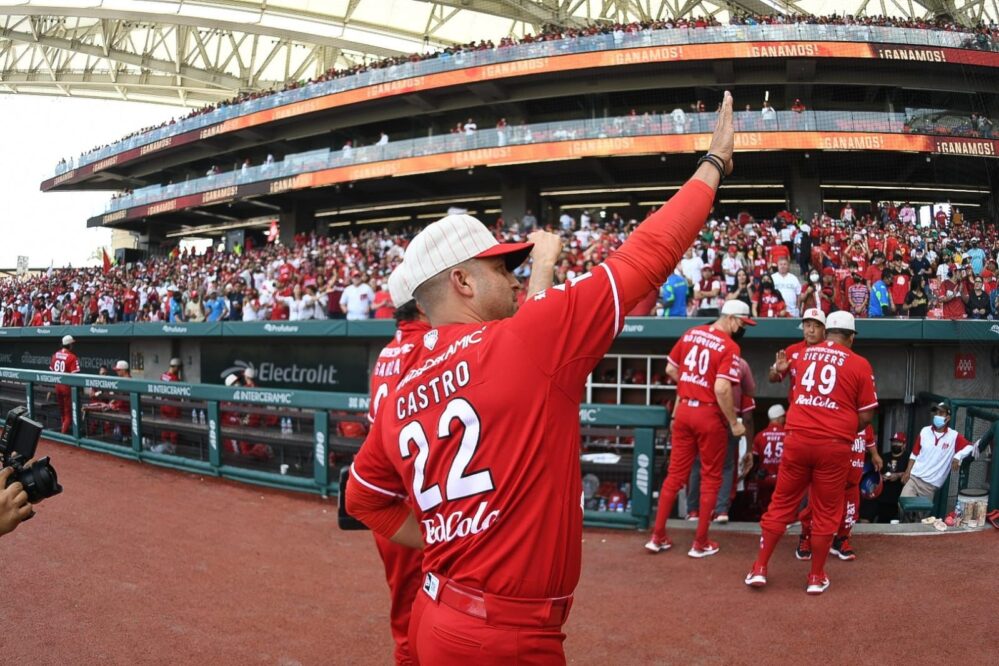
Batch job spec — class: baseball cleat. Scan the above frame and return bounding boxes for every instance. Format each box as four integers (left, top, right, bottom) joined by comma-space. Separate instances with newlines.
806, 574, 830, 595
745, 564, 768, 588
688, 540, 720, 558
686, 510, 699, 521
795, 534, 812, 561
644, 536, 672, 553
830, 536, 856, 561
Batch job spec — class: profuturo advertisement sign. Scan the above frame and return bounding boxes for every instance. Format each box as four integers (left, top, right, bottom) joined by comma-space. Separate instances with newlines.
201, 341, 368, 392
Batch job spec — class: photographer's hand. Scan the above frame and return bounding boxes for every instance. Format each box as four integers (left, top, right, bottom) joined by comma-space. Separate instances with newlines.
0, 467, 33, 536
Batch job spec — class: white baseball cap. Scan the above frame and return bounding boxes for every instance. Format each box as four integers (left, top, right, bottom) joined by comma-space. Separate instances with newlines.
826, 311, 856, 333
224, 373, 240, 387
62, 335, 75, 346
767, 404, 786, 420
243, 367, 255, 379
169, 357, 182, 367
388, 265, 413, 307
114, 360, 129, 371
391, 214, 533, 303
800, 308, 826, 326
720, 299, 757, 325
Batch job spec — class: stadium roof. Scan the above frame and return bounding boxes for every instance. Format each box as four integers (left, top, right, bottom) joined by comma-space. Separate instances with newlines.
0, 0, 993, 106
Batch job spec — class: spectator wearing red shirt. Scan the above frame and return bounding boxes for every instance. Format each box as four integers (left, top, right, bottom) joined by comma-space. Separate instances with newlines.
753, 277, 787, 318
938, 268, 966, 319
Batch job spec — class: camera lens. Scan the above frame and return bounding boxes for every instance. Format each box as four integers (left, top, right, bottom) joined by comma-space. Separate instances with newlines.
16, 457, 62, 503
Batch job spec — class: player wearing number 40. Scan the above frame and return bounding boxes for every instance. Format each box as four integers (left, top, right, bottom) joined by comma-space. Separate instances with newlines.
645, 299, 755, 559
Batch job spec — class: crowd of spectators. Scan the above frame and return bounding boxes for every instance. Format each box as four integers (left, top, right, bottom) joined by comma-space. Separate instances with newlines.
52, 12, 999, 173
3, 201, 998, 328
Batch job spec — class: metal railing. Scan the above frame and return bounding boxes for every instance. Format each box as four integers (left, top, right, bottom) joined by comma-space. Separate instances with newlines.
0, 367, 666, 529
102, 108, 947, 214
55, 23, 994, 176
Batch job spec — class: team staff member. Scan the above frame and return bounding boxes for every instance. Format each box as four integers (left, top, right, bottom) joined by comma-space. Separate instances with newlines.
346, 93, 736, 664
752, 404, 787, 513
768, 308, 825, 393
647, 300, 753, 557
50, 335, 80, 433
900, 403, 975, 500
797, 424, 882, 561
746, 312, 878, 595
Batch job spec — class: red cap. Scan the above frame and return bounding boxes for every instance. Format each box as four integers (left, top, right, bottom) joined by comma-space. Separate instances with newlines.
891, 431, 907, 443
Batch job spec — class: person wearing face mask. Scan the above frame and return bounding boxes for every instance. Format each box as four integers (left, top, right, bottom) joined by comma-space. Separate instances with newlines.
900, 403, 975, 501
861, 432, 909, 523
646, 299, 754, 558
753, 276, 787, 318
798, 269, 827, 313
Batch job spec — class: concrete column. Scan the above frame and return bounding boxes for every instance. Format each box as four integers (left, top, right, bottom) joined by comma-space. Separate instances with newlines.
279, 203, 319, 245
500, 178, 540, 229
784, 154, 823, 218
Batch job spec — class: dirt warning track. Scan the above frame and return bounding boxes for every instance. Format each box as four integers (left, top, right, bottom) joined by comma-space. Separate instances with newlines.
4, 442, 996, 665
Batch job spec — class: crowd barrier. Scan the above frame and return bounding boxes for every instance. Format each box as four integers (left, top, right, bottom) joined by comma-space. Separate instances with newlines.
0, 368, 667, 529
54, 23, 995, 176
916, 392, 999, 515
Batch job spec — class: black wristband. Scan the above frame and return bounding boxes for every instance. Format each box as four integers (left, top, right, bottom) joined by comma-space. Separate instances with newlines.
697, 153, 726, 183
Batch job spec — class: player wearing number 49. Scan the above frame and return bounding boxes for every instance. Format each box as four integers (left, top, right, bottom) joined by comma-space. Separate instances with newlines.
745, 311, 878, 595
645, 299, 754, 558
346, 92, 738, 665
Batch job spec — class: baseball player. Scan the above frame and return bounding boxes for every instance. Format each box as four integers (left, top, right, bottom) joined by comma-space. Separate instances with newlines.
50, 335, 80, 433
346, 93, 735, 664
752, 404, 787, 513
158, 358, 183, 453
646, 299, 753, 557
746, 311, 878, 595
768, 307, 826, 393
796, 424, 882, 561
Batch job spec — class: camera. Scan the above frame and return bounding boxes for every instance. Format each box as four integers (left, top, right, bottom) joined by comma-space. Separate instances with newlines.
1, 406, 63, 503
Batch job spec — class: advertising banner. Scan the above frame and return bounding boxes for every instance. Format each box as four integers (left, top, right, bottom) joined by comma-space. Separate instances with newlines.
201, 341, 369, 392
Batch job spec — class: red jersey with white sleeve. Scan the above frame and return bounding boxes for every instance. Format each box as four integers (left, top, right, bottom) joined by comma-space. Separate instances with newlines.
785, 340, 878, 445
666, 325, 741, 404
850, 425, 876, 481
350, 178, 718, 600
367, 320, 431, 423
50, 349, 80, 375
753, 423, 786, 478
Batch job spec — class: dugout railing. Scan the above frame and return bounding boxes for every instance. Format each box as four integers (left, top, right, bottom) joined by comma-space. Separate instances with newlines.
915, 392, 999, 516
0, 367, 667, 530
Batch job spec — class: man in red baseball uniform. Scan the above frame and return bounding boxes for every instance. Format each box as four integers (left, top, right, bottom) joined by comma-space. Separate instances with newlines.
746, 311, 878, 594
50, 335, 80, 433
796, 424, 882, 561
752, 404, 787, 513
646, 299, 753, 557
157, 358, 183, 453
767, 307, 825, 394
346, 93, 735, 664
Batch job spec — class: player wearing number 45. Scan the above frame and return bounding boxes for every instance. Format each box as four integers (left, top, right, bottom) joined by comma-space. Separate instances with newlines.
347, 92, 738, 665
645, 299, 755, 558
745, 311, 879, 595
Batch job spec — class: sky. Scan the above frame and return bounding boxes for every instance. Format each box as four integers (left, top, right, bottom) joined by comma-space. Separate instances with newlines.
1, 94, 179, 269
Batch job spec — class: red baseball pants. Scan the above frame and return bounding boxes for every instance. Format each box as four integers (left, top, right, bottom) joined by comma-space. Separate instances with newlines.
374, 533, 422, 666
408, 584, 567, 665
652, 403, 728, 545
756, 436, 850, 575
799, 466, 862, 539
55, 386, 72, 434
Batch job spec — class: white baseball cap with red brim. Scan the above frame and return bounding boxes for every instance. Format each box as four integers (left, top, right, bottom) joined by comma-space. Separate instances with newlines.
391, 214, 533, 305
720, 299, 757, 325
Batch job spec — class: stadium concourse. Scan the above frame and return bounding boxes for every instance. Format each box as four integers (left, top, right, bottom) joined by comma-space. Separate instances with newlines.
2, 202, 998, 327
52, 11, 999, 174
4, 442, 996, 664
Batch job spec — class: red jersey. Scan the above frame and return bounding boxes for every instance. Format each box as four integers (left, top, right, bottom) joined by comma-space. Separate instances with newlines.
352, 264, 625, 598
890, 272, 911, 305
666, 324, 741, 404
851, 425, 876, 471
367, 320, 431, 423
776, 339, 810, 388
786, 341, 878, 444
50, 349, 80, 375
753, 423, 786, 478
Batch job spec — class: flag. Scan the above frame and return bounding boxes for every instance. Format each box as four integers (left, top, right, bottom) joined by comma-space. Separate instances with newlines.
102, 248, 112, 274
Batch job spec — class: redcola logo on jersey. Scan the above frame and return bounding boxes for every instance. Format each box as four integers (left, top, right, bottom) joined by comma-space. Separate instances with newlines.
794, 394, 840, 409
422, 500, 500, 545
